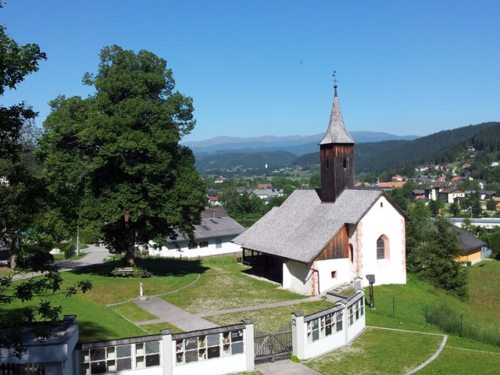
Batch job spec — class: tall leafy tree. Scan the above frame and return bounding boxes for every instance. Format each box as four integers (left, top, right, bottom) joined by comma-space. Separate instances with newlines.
0, 4, 92, 354
38, 45, 205, 266
406, 202, 468, 298
0, 14, 47, 268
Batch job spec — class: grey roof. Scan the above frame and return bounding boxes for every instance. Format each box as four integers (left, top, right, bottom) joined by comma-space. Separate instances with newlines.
452, 227, 485, 252
169, 216, 245, 242
234, 189, 385, 263
320, 88, 354, 145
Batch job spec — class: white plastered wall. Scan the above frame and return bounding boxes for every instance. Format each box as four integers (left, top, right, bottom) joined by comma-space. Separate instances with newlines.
315, 258, 357, 294
355, 196, 406, 286
148, 238, 242, 259
282, 260, 314, 295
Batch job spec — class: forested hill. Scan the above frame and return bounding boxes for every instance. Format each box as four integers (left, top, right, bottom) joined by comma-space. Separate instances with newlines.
294, 122, 500, 173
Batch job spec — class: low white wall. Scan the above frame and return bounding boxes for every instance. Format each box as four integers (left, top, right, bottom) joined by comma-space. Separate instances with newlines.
78, 322, 254, 375
173, 354, 246, 375
282, 260, 313, 295
292, 292, 366, 360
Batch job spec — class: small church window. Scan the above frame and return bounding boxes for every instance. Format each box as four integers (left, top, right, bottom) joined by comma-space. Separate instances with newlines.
380, 202, 384, 208
331, 271, 336, 278
377, 236, 388, 259
343, 158, 348, 169
326, 160, 329, 169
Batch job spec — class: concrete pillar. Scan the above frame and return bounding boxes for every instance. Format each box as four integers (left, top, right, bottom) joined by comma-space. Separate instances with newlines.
243, 320, 255, 371
341, 302, 348, 345
161, 329, 173, 375
291, 312, 305, 360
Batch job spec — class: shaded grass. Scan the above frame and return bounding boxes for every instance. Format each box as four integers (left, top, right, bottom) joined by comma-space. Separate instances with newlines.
61, 257, 202, 305
141, 322, 183, 334
417, 346, 500, 375
111, 302, 157, 322
206, 300, 334, 333
306, 328, 442, 375
162, 256, 303, 313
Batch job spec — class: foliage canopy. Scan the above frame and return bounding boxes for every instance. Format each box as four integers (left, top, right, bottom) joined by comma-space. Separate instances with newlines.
38, 45, 205, 266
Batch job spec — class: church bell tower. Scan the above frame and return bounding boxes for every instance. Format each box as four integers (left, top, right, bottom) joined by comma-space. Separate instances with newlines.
320, 73, 355, 203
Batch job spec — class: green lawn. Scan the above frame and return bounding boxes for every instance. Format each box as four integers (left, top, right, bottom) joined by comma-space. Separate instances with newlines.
366, 262, 500, 339
162, 256, 303, 313
61, 257, 203, 305
306, 328, 442, 375
417, 346, 500, 375
111, 302, 157, 322
206, 300, 334, 333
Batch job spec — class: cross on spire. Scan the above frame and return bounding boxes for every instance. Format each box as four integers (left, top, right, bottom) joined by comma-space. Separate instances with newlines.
333, 70, 338, 97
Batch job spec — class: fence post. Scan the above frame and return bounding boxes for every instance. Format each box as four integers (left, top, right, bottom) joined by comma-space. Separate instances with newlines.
291, 312, 305, 360
161, 329, 173, 375
243, 320, 255, 371
460, 313, 463, 337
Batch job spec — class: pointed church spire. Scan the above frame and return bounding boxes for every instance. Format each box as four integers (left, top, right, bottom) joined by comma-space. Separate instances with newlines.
320, 72, 354, 145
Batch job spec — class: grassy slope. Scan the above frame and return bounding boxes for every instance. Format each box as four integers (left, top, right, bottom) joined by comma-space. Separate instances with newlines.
162, 256, 302, 313
366, 262, 500, 333
307, 328, 442, 375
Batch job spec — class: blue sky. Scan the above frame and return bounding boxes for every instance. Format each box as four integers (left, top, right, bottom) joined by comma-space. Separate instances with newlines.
2, 0, 499, 141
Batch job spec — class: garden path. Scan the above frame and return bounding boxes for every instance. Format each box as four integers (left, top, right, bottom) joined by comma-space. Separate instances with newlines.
134, 296, 218, 331
11, 244, 109, 281
257, 359, 322, 375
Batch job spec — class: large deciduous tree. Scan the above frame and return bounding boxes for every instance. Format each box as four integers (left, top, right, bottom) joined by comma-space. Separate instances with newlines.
38, 45, 206, 266
406, 202, 468, 299
0, 18, 47, 269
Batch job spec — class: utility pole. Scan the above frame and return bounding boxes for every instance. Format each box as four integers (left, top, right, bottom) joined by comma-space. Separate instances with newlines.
76, 225, 80, 256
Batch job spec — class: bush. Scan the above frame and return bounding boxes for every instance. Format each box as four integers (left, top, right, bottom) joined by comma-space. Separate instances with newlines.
425, 302, 499, 346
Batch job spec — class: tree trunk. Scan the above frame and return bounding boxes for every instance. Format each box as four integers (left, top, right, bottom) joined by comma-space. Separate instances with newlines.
125, 243, 135, 267
9, 237, 19, 270
9, 253, 18, 270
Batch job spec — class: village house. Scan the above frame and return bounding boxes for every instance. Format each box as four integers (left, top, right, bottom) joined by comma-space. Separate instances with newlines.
439, 188, 465, 204
234, 82, 406, 295
148, 208, 244, 258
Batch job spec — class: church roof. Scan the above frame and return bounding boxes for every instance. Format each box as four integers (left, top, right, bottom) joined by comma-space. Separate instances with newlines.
234, 188, 385, 264
320, 85, 354, 145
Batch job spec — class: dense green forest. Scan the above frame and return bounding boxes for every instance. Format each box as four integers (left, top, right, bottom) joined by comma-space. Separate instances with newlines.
294, 122, 500, 174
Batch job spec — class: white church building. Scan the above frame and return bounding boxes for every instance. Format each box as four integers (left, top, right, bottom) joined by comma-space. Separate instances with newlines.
234, 80, 406, 295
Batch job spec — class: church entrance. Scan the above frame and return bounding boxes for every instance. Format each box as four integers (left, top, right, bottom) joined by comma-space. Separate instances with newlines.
242, 249, 284, 284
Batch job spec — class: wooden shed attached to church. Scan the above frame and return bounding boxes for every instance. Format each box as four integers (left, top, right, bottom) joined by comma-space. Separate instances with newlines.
234, 79, 407, 295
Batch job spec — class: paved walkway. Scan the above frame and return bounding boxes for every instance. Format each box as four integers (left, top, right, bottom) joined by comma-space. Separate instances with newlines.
256, 359, 321, 375
196, 296, 322, 317
12, 244, 110, 281
134, 296, 217, 331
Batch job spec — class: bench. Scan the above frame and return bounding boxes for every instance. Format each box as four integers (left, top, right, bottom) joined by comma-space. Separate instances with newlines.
111, 267, 134, 277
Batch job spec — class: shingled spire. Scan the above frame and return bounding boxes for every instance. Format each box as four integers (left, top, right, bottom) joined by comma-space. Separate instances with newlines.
320, 73, 354, 145
320, 73, 355, 203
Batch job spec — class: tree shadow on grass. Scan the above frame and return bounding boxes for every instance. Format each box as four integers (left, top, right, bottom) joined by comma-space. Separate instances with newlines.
77, 320, 129, 343
70, 256, 209, 278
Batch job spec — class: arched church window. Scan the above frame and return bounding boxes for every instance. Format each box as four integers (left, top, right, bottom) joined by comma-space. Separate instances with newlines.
376, 235, 389, 260
349, 244, 353, 263
343, 158, 348, 169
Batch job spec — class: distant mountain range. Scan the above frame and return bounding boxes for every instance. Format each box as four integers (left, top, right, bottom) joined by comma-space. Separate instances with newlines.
185, 131, 417, 156
193, 122, 500, 175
